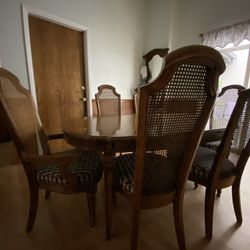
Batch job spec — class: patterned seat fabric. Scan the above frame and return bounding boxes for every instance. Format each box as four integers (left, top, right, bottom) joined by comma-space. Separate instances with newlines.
189, 147, 236, 184
114, 153, 178, 195
37, 151, 103, 185
204, 140, 221, 151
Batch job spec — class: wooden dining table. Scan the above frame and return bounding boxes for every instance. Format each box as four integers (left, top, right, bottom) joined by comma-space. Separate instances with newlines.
63, 114, 137, 239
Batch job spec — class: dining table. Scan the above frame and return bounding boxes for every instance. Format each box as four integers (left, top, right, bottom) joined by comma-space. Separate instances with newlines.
63, 114, 137, 239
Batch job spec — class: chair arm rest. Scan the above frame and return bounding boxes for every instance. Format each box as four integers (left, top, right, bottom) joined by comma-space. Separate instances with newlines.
21, 151, 75, 165
21, 151, 78, 187
200, 128, 226, 146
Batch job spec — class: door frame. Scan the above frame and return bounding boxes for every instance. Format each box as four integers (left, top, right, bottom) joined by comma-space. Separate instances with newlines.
21, 5, 92, 115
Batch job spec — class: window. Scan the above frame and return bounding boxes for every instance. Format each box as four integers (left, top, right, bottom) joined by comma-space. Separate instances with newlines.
201, 20, 250, 89
217, 39, 250, 88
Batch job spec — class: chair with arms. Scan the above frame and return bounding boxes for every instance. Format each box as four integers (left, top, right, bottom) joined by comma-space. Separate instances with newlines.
0, 68, 103, 231
135, 48, 169, 113
204, 84, 245, 150
95, 84, 121, 116
189, 88, 250, 239
113, 45, 225, 250
133, 89, 139, 114
141, 48, 169, 84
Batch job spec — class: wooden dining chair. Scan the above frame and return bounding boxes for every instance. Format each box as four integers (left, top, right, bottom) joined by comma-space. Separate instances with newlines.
112, 45, 225, 250
204, 84, 245, 150
96, 115, 121, 135
133, 88, 139, 114
189, 88, 250, 239
137, 48, 169, 113
95, 84, 121, 116
0, 68, 103, 231
141, 48, 169, 84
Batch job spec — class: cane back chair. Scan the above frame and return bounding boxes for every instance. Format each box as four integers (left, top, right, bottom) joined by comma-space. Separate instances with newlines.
113, 45, 225, 250
0, 68, 103, 231
204, 84, 245, 150
189, 88, 250, 239
141, 48, 169, 84
95, 84, 121, 116
137, 48, 169, 113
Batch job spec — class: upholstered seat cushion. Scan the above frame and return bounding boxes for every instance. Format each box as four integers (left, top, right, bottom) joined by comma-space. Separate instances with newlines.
204, 140, 221, 151
37, 151, 103, 185
189, 147, 236, 184
114, 153, 178, 195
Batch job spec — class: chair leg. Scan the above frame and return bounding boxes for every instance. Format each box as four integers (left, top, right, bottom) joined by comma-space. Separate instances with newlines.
86, 192, 96, 228
130, 204, 141, 250
103, 152, 115, 240
173, 197, 186, 250
26, 185, 39, 232
216, 189, 221, 197
45, 190, 51, 200
205, 188, 216, 239
232, 183, 243, 224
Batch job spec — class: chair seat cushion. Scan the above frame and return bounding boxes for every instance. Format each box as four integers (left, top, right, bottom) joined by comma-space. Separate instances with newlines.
114, 153, 178, 195
37, 151, 103, 185
204, 140, 221, 151
189, 147, 236, 184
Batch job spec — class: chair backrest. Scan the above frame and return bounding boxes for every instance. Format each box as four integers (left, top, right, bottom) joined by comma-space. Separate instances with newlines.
209, 84, 245, 129
141, 48, 169, 84
96, 115, 121, 135
134, 45, 225, 196
95, 84, 121, 116
211, 88, 250, 179
0, 68, 50, 156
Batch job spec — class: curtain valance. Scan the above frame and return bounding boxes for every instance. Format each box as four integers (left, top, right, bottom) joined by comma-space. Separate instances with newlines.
202, 20, 250, 48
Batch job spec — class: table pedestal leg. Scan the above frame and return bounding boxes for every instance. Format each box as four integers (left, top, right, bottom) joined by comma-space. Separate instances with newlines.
103, 151, 115, 240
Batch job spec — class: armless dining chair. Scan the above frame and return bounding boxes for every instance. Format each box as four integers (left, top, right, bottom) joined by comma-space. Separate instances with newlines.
112, 45, 225, 250
189, 88, 250, 239
95, 84, 121, 116
0, 68, 103, 231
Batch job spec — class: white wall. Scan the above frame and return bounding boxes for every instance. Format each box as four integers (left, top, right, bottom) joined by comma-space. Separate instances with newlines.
174, 0, 250, 48
143, 0, 181, 52
144, 0, 172, 53
0, 0, 28, 88
0, 0, 146, 99
2, 0, 248, 101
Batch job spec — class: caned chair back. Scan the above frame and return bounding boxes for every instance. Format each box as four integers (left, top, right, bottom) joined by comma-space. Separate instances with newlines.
0, 68, 50, 156
211, 88, 250, 178
95, 84, 121, 116
135, 45, 225, 195
0, 68, 104, 233
209, 85, 245, 129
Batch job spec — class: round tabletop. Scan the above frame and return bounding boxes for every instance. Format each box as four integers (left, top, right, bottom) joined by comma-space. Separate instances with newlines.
63, 114, 137, 152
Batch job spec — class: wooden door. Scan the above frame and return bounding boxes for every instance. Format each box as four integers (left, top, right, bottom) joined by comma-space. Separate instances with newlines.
29, 16, 87, 151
